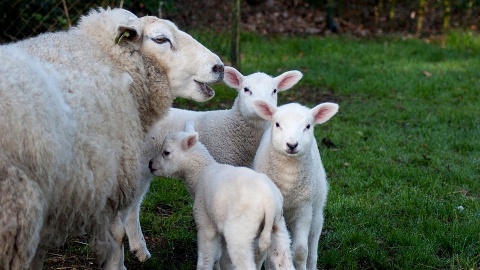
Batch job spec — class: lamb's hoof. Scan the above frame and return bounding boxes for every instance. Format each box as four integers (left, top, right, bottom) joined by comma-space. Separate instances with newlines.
132, 248, 151, 262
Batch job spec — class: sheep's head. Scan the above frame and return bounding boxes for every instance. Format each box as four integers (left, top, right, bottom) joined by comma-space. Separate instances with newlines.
252, 99, 338, 156
223, 66, 302, 120
149, 131, 199, 178
117, 16, 224, 102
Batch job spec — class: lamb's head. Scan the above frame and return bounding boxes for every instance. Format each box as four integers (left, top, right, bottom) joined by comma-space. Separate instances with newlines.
223, 66, 302, 120
252, 99, 338, 156
116, 15, 224, 102
148, 130, 199, 178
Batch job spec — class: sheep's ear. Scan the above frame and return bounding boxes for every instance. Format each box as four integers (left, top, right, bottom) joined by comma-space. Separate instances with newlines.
115, 24, 141, 45
182, 132, 198, 151
311, 103, 339, 125
223, 66, 244, 89
274, 70, 303, 91
251, 98, 276, 121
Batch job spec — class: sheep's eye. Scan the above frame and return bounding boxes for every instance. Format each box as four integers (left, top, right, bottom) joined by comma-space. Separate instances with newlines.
273, 89, 277, 94
275, 122, 280, 128
305, 124, 311, 130
152, 37, 170, 44
163, 150, 170, 157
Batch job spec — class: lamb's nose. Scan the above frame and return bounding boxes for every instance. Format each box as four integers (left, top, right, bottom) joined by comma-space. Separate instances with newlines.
287, 142, 298, 151
212, 64, 224, 74
148, 160, 154, 172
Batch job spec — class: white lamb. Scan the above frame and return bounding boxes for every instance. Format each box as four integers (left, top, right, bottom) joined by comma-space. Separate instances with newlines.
148, 123, 294, 270
0, 8, 224, 270
123, 66, 303, 261
251, 99, 339, 270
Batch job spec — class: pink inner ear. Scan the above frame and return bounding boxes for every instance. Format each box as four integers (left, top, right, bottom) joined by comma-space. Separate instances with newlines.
187, 135, 197, 149
224, 71, 241, 88
314, 107, 332, 123
256, 102, 274, 119
278, 75, 296, 89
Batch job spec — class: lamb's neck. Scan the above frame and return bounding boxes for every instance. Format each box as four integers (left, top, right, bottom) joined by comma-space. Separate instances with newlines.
232, 98, 269, 130
182, 147, 216, 197
265, 144, 313, 187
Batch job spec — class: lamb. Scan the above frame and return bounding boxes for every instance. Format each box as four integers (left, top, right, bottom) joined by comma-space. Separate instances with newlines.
148, 123, 294, 270
251, 99, 339, 270
0, 8, 224, 270
123, 66, 303, 261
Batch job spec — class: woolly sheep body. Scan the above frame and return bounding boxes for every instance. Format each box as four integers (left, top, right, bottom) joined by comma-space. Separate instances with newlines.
149, 128, 294, 270
123, 66, 303, 261
0, 8, 223, 269
252, 101, 339, 270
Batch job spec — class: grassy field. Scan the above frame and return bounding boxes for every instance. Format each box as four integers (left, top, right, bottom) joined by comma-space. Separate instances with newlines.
46, 31, 480, 269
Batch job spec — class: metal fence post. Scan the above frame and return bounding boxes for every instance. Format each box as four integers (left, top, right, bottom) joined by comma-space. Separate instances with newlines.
231, 0, 241, 69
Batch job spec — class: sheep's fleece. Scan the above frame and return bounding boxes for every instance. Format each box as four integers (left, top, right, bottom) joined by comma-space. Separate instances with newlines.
0, 8, 223, 269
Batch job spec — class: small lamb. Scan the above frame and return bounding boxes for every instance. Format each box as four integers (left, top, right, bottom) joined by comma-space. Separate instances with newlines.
252, 99, 339, 270
123, 66, 302, 261
148, 123, 294, 270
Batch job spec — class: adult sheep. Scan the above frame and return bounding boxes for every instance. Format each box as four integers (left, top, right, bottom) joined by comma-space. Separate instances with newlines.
0, 8, 224, 270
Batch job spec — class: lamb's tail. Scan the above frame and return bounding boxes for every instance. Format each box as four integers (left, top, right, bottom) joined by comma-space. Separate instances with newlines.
258, 196, 275, 252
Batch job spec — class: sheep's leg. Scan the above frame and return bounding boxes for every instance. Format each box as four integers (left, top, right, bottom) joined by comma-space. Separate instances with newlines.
123, 177, 152, 262
267, 216, 294, 270
196, 226, 221, 270
0, 164, 45, 270
102, 215, 127, 270
288, 205, 313, 270
306, 206, 324, 270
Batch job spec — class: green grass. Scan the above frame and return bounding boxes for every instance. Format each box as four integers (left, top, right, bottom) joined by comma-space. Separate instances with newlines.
130, 32, 480, 269
128, 31, 480, 269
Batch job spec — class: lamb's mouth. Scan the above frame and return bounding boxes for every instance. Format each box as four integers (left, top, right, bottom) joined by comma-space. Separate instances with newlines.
195, 80, 215, 98
286, 149, 299, 155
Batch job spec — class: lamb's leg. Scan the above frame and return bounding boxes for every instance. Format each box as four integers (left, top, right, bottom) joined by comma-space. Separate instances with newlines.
196, 226, 221, 270
0, 164, 45, 270
267, 216, 294, 270
223, 222, 258, 270
288, 206, 313, 270
306, 207, 324, 270
123, 177, 152, 262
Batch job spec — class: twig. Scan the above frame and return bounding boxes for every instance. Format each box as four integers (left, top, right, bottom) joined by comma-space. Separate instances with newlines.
62, 0, 72, 28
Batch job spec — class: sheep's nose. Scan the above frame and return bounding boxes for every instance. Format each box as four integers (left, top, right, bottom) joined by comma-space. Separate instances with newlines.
212, 64, 224, 74
148, 160, 154, 172
287, 142, 298, 151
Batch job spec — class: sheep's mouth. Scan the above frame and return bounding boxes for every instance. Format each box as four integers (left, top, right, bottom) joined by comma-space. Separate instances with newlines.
195, 80, 215, 98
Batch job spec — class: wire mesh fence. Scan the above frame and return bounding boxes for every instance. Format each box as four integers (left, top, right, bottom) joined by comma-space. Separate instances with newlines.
1, 1, 479, 62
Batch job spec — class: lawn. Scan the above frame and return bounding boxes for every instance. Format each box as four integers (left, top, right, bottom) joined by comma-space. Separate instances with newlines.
46, 31, 480, 269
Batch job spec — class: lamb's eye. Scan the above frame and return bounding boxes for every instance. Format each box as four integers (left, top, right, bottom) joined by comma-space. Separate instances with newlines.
152, 37, 170, 44
273, 89, 277, 94
244, 87, 251, 95
275, 122, 280, 128
306, 124, 311, 130
163, 150, 170, 157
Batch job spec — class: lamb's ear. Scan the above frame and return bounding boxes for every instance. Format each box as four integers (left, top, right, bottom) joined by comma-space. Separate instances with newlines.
251, 98, 277, 121
184, 121, 196, 133
223, 66, 244, 90
182, 132, 198, 151
311, 103, 339, 125
115, 24, 141, 45
274, 70, 303, 91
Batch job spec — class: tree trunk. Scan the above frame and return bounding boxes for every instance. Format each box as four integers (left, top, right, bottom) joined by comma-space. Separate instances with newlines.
416, 0, 425, 35
442, 0, 451, 32
230, 0, 241, 69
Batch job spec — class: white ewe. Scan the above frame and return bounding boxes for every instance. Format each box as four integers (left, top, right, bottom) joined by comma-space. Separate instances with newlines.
123, 66, 302, 261
0, 8, 223, 270
252, 100, 339, 270
148, 123, 294, 270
